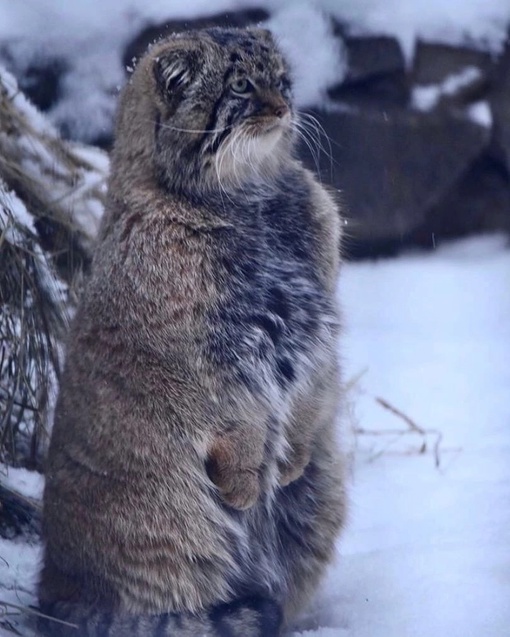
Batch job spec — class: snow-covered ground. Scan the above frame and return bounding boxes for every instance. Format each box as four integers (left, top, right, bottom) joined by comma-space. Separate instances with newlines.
295, 233, 510, 637
1, 234, 509, 636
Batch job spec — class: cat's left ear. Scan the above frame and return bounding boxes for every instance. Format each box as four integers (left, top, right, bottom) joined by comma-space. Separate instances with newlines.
153, 50, 195, 97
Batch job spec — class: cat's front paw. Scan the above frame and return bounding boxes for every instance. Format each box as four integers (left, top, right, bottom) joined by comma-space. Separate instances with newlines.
218, 468, 260, 510
206, 443, 261, 510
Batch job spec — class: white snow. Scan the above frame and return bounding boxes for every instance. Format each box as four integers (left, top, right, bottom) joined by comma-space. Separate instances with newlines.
321, 0, 510, 60
266, 3, 346, 107
411, 66, 494, 128
2, 0, 508, 59
0, 468, 43, 502
2, 0, 508, 140
0, 184, 68, 309
412, 66, 483, 111
290, 233, 510, 636
0, 539, 41, 637
440, 67, 483, 96
0, 187, 36, 239
0, 66, 107, 245
466, 101, 493, 128
0, 0, 347, 140
1, 234, 509, 636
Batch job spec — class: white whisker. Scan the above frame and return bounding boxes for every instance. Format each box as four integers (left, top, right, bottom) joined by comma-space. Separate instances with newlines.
294, 113, 342, 176
216, 130, 239, 203
299, 112, 339, 163
148, 118, 234, 135
293, 121, 322, 178
231, 128, 246, 187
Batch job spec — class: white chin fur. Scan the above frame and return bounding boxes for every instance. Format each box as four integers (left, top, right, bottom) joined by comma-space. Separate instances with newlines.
214, 125, 287, 188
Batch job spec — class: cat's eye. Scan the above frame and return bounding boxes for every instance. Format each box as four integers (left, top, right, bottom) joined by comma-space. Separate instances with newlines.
230, 78, 253, 95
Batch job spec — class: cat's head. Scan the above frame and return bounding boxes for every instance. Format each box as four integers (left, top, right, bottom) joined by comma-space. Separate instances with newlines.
113, 28, 296, 196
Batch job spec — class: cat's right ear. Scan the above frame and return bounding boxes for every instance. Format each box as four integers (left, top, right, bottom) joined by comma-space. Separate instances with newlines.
153, 51, 194, 98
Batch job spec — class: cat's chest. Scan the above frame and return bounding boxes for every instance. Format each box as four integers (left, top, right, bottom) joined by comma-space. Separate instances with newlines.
232, 196, 321, 304
207, 200, 336, 386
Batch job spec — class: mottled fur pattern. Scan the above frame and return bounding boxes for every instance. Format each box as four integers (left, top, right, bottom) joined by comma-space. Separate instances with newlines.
38, 27, 347, 637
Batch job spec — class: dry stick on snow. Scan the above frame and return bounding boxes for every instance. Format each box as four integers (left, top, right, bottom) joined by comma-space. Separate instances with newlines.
343, 367, 368, 395
351, 382, 445, 468
374, 397, 425, 433
373, 396, 444, 467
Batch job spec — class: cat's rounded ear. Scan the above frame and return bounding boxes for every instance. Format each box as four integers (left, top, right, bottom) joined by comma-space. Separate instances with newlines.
153, 50, 194, 97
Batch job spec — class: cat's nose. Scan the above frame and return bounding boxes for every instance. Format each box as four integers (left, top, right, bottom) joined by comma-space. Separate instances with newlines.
274, 102, 289, 118
257, 93, 290, 119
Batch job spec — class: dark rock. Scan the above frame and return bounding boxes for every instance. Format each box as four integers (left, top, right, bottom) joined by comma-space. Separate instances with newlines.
20, 58, 67, 111
413, 40, 494, 87
329, 28, 409, 109
340, 31, 406, 83
491, 32, 510, 172
412, 41, 494, 112
0, 45, 67, 112
298, 107, 490, 255
329, 73, 409, 110
411, 151, 510, 247
123, 8, 270, 71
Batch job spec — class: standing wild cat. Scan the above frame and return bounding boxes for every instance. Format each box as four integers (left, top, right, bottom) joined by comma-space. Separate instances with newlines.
38, 27, 347, 637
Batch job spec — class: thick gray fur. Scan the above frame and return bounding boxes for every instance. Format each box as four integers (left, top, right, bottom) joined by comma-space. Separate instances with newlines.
38, 27, 347, 637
